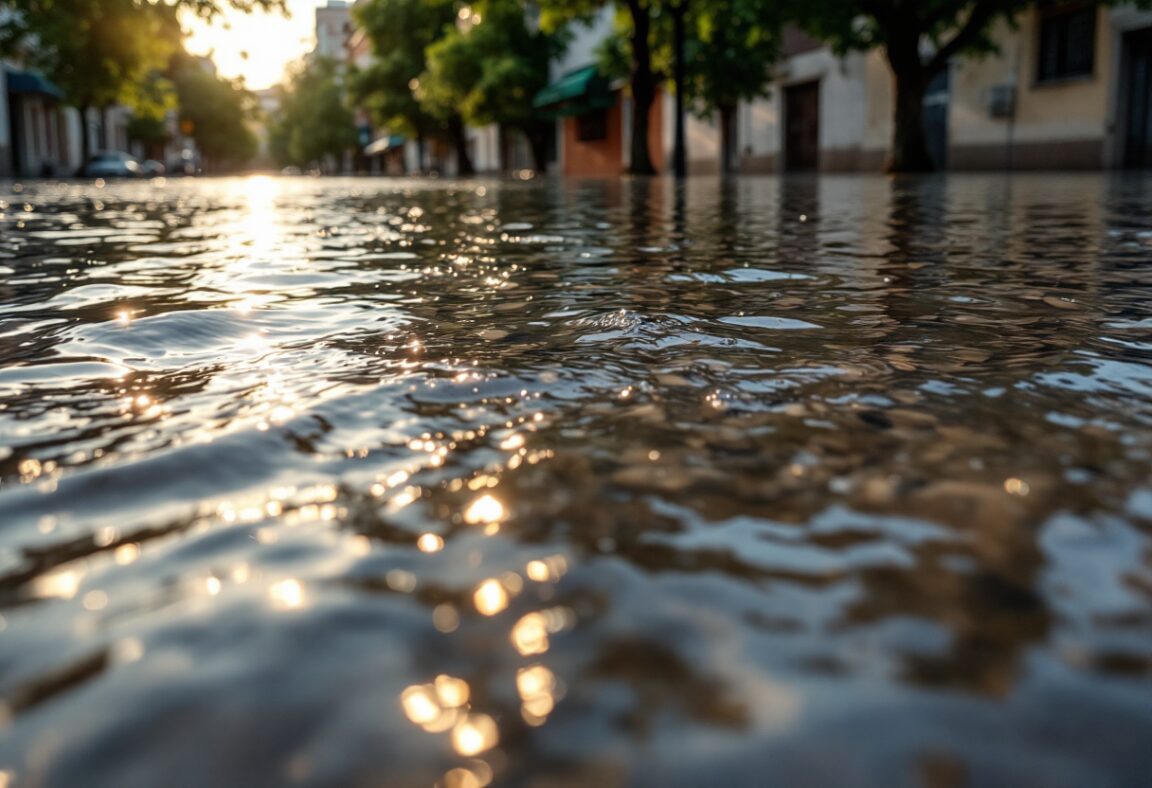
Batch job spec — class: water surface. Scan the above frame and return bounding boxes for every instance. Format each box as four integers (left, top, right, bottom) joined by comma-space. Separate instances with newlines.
2, 174, 1152, 787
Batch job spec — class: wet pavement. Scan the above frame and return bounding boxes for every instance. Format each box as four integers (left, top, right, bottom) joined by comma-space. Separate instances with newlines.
1, 173, 1151, 787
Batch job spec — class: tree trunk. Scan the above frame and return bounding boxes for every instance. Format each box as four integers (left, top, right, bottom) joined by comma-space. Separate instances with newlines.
78, 104, 92, 169
526, 123, 548, 173
626, 0, 657, 176
498, 124, 509, 174
884, 34, 935, 173
98, 105, 109, 151
450, 116, 474, 176
416, 132, 426, 175
719, 104, 737, 175
671, 1, 688, 178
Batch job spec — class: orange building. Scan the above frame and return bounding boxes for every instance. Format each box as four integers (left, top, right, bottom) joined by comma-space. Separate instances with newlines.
536, 65, 665, 177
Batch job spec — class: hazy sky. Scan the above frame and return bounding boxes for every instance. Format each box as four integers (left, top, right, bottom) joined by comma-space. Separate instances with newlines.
183, 0, 326, 90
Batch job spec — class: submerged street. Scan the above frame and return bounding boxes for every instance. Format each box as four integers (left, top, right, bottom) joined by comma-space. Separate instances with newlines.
1, 174, 1152, 786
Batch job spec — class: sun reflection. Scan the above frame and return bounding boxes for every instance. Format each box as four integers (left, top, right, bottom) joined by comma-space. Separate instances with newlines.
464, 495, 505, 526
517, 664, 558, 725
511, 612, 550, 656
268, 578, 305, 610
473, 579, 509, 616
441, 767, 489, 788
434, 675, 470, 707
451, 713, 498, 756
417, 533, 445, 553
33, 567, 82, 599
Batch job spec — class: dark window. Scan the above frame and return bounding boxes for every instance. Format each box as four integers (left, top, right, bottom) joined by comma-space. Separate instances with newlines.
576, 109, 608, 142
1037, 4, 1097, 82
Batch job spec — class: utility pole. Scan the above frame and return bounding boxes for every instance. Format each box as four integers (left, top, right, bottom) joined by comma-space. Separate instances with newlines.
671, 0, 688, 179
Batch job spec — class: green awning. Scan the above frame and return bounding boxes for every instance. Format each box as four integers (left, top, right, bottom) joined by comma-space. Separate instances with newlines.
4, 67, 65, 101
533, 65, 614, 117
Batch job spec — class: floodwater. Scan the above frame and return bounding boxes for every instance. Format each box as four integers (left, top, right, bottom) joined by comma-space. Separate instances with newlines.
1, 174, 1151, 788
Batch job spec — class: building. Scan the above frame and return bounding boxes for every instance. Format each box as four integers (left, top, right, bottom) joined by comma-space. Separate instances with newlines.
732, 5, 1152, 172
315, 1, 352, 62
538, 3, 1152, 175
535, 9, 665, 177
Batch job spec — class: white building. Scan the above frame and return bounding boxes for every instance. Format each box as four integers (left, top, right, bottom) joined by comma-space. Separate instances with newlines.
315, 1, 351, 62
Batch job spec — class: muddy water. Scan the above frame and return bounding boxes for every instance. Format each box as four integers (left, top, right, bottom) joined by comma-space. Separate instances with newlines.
1, 174, 1151, 787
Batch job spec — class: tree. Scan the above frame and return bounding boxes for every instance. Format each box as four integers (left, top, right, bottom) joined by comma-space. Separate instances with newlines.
350, 0, 473, 174
540, 0, 660, 175
0, 0, 285, 164
785, 0, 1151, 173
126, 70, 178, 162
269, 57, 357, 171
170, 58, 258, 171
421, 0, 562, 171
684, 0, 779, 173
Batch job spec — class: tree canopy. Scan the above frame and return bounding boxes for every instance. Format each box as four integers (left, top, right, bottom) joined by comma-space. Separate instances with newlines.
420, 0, 561, 169
170, 54, 258, 171
348, 0, 460, 169
270, 57, 357, 170
1, 0, 285, 162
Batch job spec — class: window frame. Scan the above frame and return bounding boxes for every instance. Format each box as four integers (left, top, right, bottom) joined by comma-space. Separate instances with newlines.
1035, 2, 1099, 85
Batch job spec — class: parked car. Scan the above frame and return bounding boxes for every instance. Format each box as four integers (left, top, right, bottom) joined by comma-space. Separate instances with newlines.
80, 151, 141, 178
167, 149, 198, 176
140, 160, 166, 177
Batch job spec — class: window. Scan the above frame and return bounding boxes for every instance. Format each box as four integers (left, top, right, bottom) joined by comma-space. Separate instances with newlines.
576, 109, 608, 142
1037, 3, 1097, 82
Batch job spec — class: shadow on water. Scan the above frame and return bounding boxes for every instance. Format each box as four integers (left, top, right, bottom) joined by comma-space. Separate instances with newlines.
0, 174, 1151, 787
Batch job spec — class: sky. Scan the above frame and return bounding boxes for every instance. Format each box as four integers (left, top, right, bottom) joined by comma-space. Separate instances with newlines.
182, 0, 326, 90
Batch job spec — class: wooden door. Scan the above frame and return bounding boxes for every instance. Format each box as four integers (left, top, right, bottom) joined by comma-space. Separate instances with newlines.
785, 81, 820, 172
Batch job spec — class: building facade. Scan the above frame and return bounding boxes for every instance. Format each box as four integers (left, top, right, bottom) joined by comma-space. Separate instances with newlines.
732, 4, 1152, 173
540, 3, 1152, 175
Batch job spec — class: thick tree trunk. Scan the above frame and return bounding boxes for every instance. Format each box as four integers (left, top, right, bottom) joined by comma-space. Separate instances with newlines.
450, 116, 474, 176
884, 34, 935, 173
671, 1, 688, 178
626, 0, 657, 176
719, 104, 737, 175
526, 124, 548, 173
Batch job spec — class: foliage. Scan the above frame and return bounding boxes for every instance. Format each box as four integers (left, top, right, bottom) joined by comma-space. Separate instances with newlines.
270, 57, 357, 168
348, 0, 456, 139
171, 55, 258, 169
125, 68, 178, 146
421, 0, 558, 133
684, 0, 779, 116
1, 0, 182, 114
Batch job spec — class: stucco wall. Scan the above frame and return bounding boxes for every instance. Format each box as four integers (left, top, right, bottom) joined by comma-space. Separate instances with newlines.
736, 47, 873, 173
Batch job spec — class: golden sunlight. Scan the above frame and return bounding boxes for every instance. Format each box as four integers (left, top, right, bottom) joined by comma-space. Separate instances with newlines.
182, 1, 322, 90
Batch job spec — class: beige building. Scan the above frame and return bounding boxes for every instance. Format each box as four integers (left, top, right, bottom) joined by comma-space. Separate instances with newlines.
732, 4, 1152, 173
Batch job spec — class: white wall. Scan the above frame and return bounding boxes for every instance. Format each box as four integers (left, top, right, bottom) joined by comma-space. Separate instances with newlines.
467, 124, 501, 172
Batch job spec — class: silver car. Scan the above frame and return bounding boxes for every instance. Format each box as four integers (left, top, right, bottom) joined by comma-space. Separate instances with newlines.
80, 151, 141, 178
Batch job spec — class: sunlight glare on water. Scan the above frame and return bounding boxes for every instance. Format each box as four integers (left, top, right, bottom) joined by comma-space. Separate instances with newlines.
1, 174, 1152, 787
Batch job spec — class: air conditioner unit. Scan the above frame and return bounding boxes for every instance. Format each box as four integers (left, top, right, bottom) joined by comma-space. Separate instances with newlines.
987, 84, 1016, 119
